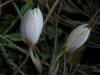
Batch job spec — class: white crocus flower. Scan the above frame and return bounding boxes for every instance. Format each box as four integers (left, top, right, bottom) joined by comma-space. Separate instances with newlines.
21, 7, 43, 46
65, 24, 91, 54
21, 7, 43, 73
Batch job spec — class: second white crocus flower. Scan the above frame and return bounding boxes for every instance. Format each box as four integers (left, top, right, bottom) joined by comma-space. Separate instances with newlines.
65, 24, 91, 54
21, 7, 43, 73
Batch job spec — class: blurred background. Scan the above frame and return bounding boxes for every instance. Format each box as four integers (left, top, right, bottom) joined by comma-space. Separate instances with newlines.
0, 0, 100, 75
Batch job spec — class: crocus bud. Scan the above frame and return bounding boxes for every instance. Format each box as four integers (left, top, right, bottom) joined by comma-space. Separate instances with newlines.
65, 24, 91, 54
21, 7, 43, 47
21, 7, 43, 73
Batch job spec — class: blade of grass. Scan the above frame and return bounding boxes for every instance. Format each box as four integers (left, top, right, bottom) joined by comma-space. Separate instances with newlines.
0, 35, 28, 54
52, 22, 58, 64
12, 0, 22, 19
0, 44, 25, 75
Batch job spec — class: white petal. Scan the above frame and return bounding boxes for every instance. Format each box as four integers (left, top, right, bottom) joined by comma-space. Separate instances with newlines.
21, 9, 33, 43
66, 24, 91, 53
67, 24, 88, 42
21, 7, 43, 46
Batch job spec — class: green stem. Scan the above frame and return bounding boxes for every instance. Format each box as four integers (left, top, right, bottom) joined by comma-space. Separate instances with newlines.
52, 51, 64, 67
29, 47, 42, 73
52, 23, 58, 64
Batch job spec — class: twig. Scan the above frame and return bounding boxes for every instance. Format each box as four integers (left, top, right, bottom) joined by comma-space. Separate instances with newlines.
68, 0, 90, 18
87, 42, 100, 48
0, 0, 12, 7
0, 45, 25, 75
88, 8, 100, 28
12, 54, 29, 75
11, 63, 25, 75
44, 0, 59, 25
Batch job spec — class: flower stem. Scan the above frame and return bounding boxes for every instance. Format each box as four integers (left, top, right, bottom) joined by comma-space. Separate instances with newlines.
29, 47, 42, 73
